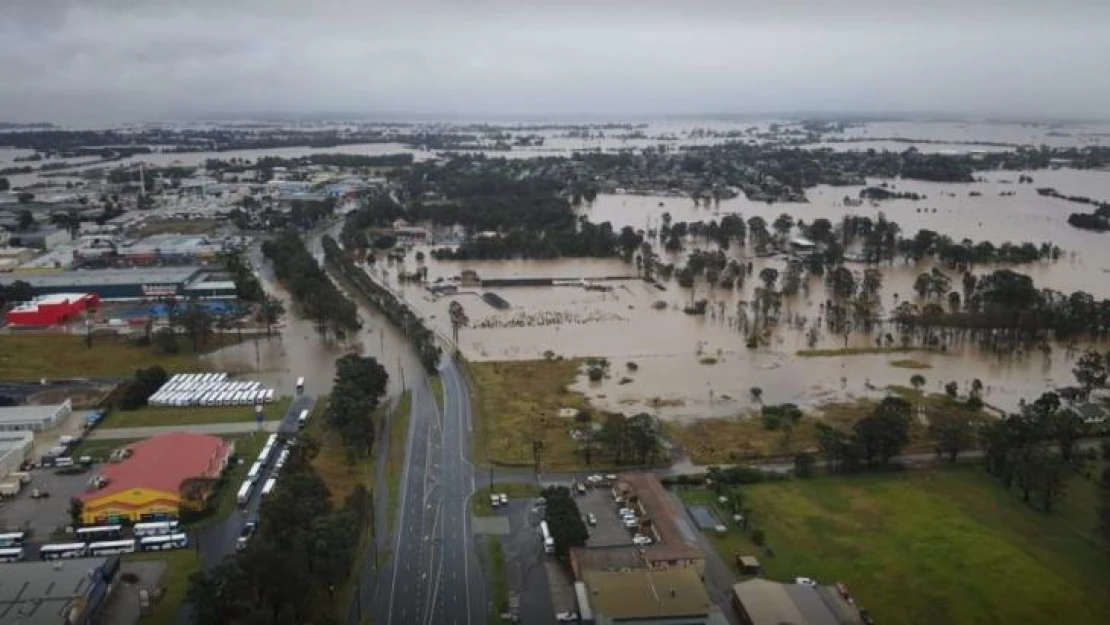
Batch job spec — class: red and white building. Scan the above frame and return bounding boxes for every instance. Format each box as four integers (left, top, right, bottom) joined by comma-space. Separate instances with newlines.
5, 292, 99, 326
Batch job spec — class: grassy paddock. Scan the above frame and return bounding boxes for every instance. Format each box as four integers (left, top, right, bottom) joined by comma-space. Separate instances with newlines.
888, 358, 932, 369
127, 549, 201, 625
470, 359, 590, 470
668, 392, 992, 465
0, 333, 218, 379
680, 469, 1110, 625
796, 346, 942, 358
100, 396, 291, 429
469, 482, 542, 516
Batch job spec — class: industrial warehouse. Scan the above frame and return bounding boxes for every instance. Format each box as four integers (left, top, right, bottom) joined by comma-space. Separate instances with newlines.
0, 266, 237, 301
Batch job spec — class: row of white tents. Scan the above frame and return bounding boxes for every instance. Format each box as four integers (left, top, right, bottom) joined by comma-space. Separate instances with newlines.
149, 373, 275, 407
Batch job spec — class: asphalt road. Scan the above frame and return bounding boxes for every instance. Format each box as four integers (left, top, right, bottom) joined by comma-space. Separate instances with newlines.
173, 392, 314, 625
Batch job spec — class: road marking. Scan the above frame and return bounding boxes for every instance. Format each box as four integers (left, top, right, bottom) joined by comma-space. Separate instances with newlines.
386, 383, 420, 625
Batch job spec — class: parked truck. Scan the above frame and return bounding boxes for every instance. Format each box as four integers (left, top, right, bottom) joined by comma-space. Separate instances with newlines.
0, 478, 22, 499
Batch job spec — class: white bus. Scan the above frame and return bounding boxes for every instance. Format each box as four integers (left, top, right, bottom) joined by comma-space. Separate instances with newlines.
139, 533, 189, 551
88, 539, 137, 555
76, 525, 123, 541
236, 480, 253, 506
0, 532, 26, 548
39, 542, 87, 560
247, 462, 262, 483
539, 521, 555, 554
0, 547, 24, 562
261, 478, 276, 497
132, 521, 179, 537
296, 377, 305, 395
297, 409, 310, 430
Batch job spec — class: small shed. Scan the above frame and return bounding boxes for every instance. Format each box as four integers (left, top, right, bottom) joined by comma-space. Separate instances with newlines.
737, 554, 762, 575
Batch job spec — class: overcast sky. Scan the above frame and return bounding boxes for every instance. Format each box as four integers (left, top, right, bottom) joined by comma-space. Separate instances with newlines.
2, 0, 1109, 123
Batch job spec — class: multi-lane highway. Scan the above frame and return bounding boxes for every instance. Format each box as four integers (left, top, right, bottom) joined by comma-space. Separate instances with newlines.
374, 357, 485, 625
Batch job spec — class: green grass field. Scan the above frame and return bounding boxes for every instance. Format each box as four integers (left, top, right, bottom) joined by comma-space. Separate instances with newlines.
385, 392, 411, 534
679, 469, 1110, 625
100, 396, 291, 429
126, 549, 201, 625
0, 333, 220, 379
470, 359, 590, 469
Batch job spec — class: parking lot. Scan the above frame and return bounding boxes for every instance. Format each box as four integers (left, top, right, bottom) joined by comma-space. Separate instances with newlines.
575, 485, 634, 547
0, 466, 94, 534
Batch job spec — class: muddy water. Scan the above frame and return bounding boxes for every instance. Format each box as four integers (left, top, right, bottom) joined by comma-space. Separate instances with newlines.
200, 231, 423, 401
378, 162, 1110, 419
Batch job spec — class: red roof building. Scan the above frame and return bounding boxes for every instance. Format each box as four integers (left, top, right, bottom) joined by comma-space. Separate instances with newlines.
80, 431, 234, 524
5, 292, 99, 326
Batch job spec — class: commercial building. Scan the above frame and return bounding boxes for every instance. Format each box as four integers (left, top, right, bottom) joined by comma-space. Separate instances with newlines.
0, 556, 120, 625
0, 431, 33, 479
0, 401, 73, 433
0, 266, 236, 301
610, 473, 707, 573
578, 568, 727, 625
4, 292, 99, 326
731, 579, 866, 625
79, 431, 234, 524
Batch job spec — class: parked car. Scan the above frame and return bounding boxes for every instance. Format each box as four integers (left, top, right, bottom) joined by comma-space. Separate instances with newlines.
618, 508, 634, 517
490, 494, 501, 508
605, 474, 617, 482
555, 611, 579, 622
499, 493, 508, 506
623, 518, 639, 529
795, 577, 817, 587
633, 534, 653, 546
586, 513, 597, 526
236, 521, 257, 551
30, 488, 49, 499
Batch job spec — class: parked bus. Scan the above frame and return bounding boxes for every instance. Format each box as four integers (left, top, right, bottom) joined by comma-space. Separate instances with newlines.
297, 409, 310, 430
236, 480, 253, 506
132, 521, 179, 537
261, 478, 276, 497
539, 521, 555, 554
87, 539, 137, 556
76, 525, 123, 541
0, 547, 24, 562
295, 377, 305, 395
246, 462, 262, 483
0, 532, 26, 548
39, 542, 88, 560
139, 533, 189, 551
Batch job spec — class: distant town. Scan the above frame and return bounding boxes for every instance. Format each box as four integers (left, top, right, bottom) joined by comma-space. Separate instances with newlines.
1, 117, 1110, 625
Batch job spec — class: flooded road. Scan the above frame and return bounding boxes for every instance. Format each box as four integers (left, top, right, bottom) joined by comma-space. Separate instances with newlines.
201, 225, 423, 401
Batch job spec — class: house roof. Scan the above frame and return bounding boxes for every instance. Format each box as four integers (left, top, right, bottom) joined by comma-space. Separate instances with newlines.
732, 579, 808, 625
82, 431, 230, 501
618, 472, 706, 563
583, 568, 714, 620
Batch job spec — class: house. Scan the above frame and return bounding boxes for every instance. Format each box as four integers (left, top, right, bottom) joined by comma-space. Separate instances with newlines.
611, 473, 706, 573
79, 432, 233, 524
580, 568, 727, 625
732, 579, 865, 625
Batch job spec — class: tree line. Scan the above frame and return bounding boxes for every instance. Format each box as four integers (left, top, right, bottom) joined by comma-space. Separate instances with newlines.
321, 235, 440, 372
261, 230, 361, 339
540, 486, 588, 558
187, 437, 371, 625
324, 355, 389, 459
0, 280, 33, 309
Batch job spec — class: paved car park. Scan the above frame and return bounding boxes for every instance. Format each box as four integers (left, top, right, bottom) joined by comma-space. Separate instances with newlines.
576, 486, 635, 547
0, 466, 93, 534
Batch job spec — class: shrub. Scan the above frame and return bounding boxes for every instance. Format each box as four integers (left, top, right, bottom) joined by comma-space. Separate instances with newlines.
751, 528, 766, 546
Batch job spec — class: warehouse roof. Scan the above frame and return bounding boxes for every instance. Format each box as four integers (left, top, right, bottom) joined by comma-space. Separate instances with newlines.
0, 266, 203, 289
583, 568, 714, 620
8, 292, 95, 312
82, 431, 231, 501
0, 403, 71, 426
0, 557, 112, 625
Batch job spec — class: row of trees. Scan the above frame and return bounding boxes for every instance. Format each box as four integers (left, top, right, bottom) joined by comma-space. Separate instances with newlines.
324, 355, 389, 459
221, 252, 265, 303
539, 486, 588, 558
262, 231, 361, 339
981, 392, 1088, 512
117, 365, 169, 411
322, 235, 440, 372
0, 279, 32, 309
187, 437, 370, 625
816, 397, 913, 473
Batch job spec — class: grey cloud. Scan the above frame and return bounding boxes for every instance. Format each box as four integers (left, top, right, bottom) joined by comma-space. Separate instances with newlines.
1, 0, 1109, 122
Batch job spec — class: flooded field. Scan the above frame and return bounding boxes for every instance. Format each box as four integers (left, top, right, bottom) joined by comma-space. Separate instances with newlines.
374, 162, 1110, 420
